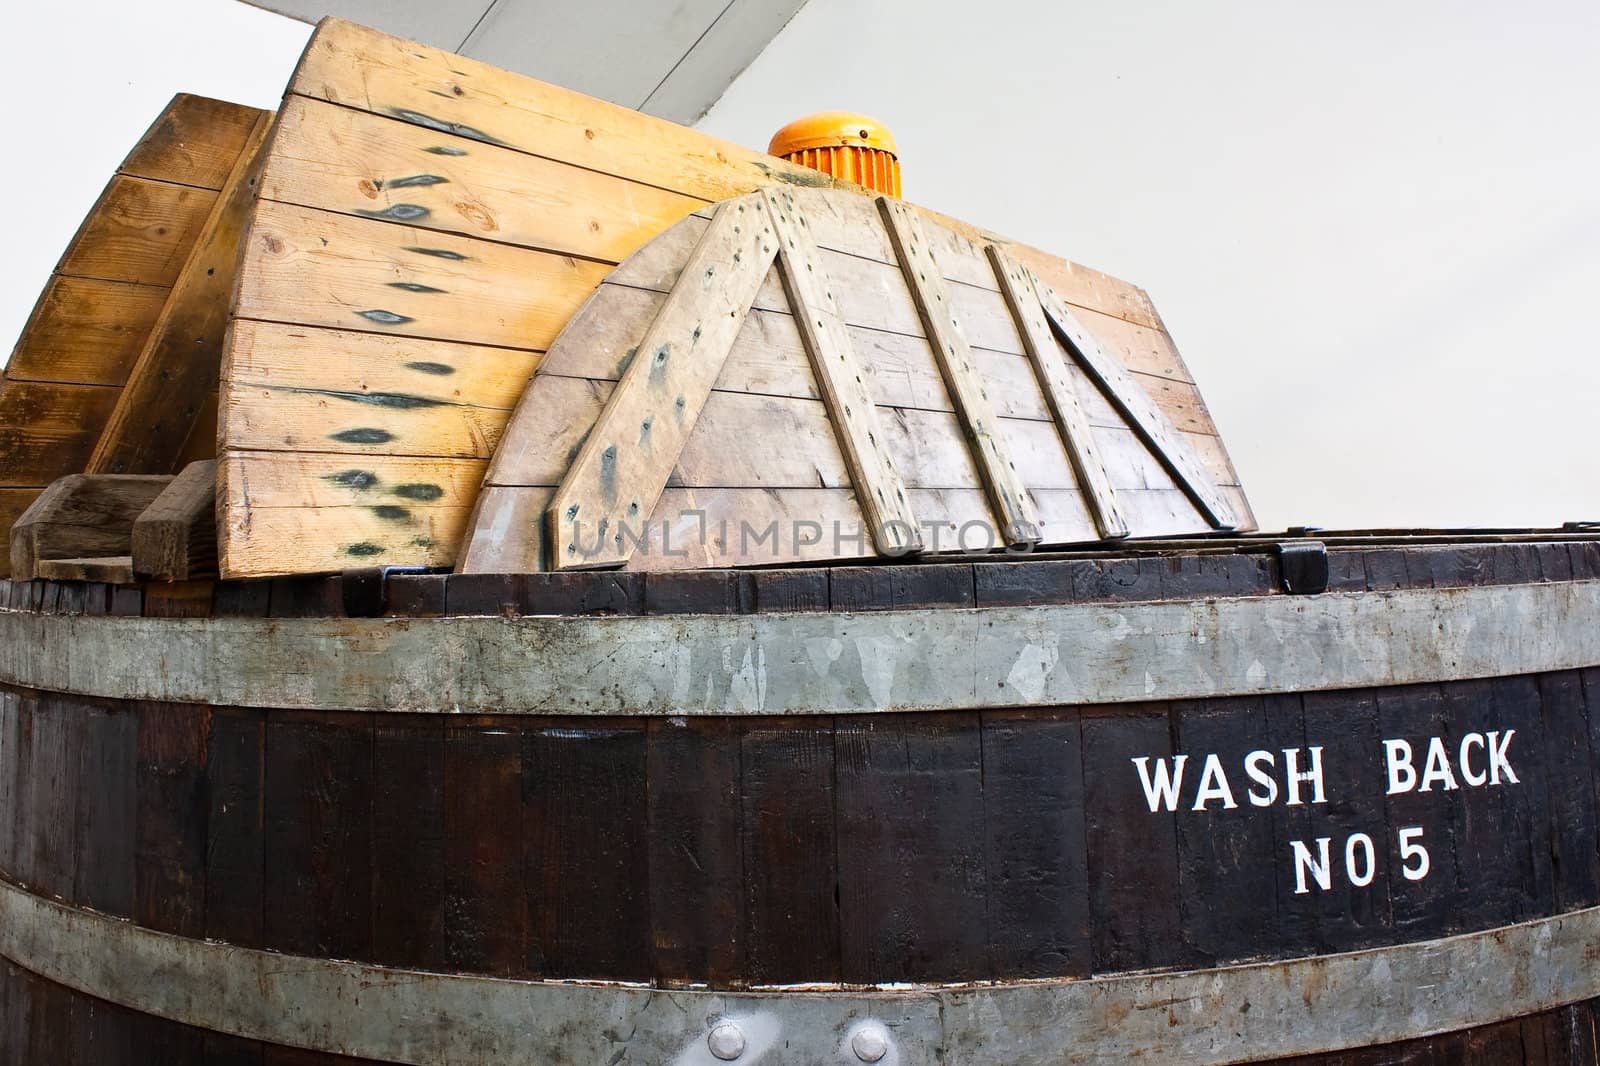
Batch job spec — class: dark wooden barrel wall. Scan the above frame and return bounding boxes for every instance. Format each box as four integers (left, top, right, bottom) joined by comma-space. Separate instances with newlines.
1, 535, 1598, 1063
1, 676, 1597, 987
4, 958, 1599, 1065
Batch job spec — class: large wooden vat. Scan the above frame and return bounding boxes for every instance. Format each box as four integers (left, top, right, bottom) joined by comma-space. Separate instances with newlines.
2, 532, 1599, 1063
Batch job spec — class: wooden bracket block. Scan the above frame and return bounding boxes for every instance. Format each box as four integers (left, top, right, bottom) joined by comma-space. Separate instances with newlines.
9, 474, 173, 580
33, 556, 136, 584
132, 460, 219, 581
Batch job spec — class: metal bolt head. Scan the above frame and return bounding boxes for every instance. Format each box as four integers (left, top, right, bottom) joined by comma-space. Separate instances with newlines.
851, 1023, 890, 1063
708, 1022, 746, 1061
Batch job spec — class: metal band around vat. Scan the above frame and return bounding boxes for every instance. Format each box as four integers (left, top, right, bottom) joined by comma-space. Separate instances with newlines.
0, 581, 1597, 715
2, 878, 1597, 1064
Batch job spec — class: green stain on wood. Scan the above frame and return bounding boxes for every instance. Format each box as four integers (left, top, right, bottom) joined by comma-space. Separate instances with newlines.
356, 204, 430, 221
355, 309, 415, 326
392, 483, 444, 501
326, 470, 379, 490
384, 107, 508, 147
332, 428, 395, 445
403, 246, 468, 261
381, 174, 449, 189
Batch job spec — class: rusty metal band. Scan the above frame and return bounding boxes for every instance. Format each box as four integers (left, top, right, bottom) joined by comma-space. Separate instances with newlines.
2, 878, 1596, 1064
0, 580, 1597, 716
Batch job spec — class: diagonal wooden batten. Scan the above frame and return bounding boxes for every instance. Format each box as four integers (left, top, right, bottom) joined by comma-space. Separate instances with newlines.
88, 112, 275, 475
987, 245, 1129, 541
761, 188, 921, 557
877, 196, 1041, 548
547, 198, 779, 570
1033, 273, 1237, 530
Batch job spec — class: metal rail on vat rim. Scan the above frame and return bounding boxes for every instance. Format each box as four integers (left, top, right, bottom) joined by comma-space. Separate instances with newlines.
0, 581, 1597, 715
1, 878, 1595, 1064
3, 573, 1600, 713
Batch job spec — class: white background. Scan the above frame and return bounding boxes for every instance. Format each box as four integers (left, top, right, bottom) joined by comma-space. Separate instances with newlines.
5, 0, 1597, 531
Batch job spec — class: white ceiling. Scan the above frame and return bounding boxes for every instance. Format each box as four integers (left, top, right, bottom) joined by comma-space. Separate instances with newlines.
239, 0, 810, 123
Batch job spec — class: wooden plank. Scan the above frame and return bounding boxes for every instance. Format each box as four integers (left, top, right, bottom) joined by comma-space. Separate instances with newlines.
174, 388, 219, 467
444, 721, 526, 975
218, 450, 481, 577
144, 579, 214, 619
71, 992, 134, 1066
74, 704, 137, 918
540, 280, 1215, 428
233, 200, 610, 351
1172, 696, 1281, 965
739, 719, 839, 984
27, 693, 81, 902
263, 713, 374, 961
1291, 689, 1396, 953
2, 692, 35, 886
1035, 272, 1238, 529
4, 277, 168, 386
290, 18, 821, 206
1442, 679, 1547, 930
763, 188, 920, 554
796, 191, 1168, 333
647, 717, 744, 985
224, 381, 518, 460
879, 196, 1039, 547
120, 94, 267, 190
1538, 671, 1600, 909
1254, 693, 1322, 957
222, 320, 540, 456
9, 474, 171, 579
89, 115, 273, 475
0, 491, 40, 577
290, 20, 1168, 335
1377, 684, 1461, 941
0, 381, 120, 487
982, 708, 1091, 979
523, 723, 649, 979
262, 95, 702, 264
132, 460, 217, 581
134, 702, 210, 937
57, 176, 217, 287
1081, 702, 1186, 973
548, 198, 779, 570
617, 210, 1194, 393
33, 556, 134, 583
989, 245, 1128, 539
0, 96, 267, 578
25, 966, 73, 1065
204, 707, 266, 948
836, 713, 988, 982
371, 718, 446, 968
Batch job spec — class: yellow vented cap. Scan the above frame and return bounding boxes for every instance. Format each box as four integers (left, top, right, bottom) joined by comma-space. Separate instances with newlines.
768, 112, 901, 197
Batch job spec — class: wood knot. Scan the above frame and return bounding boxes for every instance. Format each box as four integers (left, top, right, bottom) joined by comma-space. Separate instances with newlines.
454, 201, 497, 231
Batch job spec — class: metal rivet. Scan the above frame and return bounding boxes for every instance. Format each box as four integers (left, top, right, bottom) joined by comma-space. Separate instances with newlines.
708, 1022, 746, 1061
852, 1023, 890, 1062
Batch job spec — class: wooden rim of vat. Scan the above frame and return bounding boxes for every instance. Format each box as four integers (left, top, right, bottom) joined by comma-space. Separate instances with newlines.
1, 876, 1594, 1064
1, 580, 1597, 715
